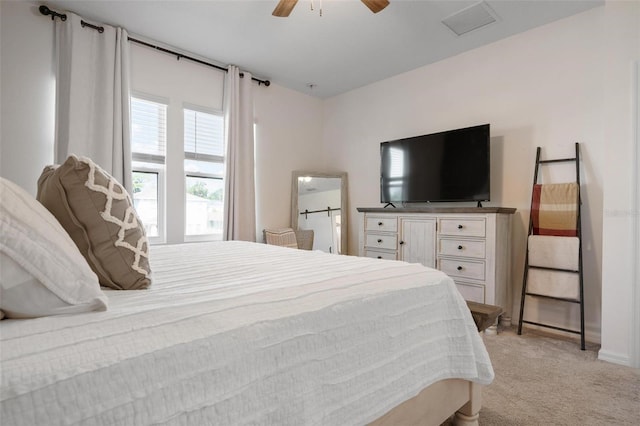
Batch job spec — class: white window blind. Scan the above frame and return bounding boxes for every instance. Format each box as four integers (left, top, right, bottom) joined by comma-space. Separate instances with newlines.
184, 109, 224, 161
132, 97, 167, 163
131, 96, 167, 243
183, 107, 224, 239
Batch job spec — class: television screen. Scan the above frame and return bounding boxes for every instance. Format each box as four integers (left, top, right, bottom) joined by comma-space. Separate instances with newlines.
380, 124, 490, 203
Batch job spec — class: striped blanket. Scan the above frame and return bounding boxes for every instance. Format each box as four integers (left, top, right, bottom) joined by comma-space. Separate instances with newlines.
531, 182, 579, 236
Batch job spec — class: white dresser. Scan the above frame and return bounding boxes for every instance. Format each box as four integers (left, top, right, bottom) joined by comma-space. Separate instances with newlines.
357, 207, 516, 327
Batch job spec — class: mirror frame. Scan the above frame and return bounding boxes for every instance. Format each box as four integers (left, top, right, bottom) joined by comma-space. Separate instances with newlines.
291, 171, 348, 255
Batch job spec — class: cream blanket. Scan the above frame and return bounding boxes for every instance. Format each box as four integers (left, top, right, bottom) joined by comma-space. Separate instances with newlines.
527, 235, 580, 300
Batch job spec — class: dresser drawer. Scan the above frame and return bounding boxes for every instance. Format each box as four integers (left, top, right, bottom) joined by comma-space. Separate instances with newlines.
455, 281, 485, 303
439, 239, 486, 259
439, 218, 486, 237
364, 250, 397, 261
365, 216, 398, 232
365, 233, 397, 250
439, 258, 485, 281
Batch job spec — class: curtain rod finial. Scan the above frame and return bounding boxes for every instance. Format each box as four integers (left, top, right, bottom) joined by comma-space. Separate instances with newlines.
39, 5, 52, 20
39, 4, 67, 21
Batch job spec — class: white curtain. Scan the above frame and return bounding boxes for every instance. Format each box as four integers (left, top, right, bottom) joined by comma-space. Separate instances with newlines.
223, 66, 256, 241
54, 13, 132, 193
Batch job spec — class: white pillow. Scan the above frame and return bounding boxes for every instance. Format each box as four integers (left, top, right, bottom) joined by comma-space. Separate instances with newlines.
0, 177, 107, 318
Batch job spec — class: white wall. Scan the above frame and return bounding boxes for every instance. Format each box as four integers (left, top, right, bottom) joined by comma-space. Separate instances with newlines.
323, 7, 606, 344
254, 84, 324, 239
600, 0, 640, 368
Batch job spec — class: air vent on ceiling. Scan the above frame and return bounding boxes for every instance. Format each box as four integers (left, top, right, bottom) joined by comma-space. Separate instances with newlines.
442, 1, 498, 36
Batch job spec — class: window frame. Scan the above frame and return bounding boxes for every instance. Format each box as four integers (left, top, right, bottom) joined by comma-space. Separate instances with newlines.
131, 166, 166, 245
130, 93, 169, 244
183, 103, 225, 242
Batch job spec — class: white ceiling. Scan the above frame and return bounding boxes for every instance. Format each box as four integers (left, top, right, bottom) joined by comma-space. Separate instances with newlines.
44, 0, 603, 98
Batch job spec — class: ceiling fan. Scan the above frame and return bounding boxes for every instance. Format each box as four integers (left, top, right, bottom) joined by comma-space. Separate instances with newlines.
273, 0, 390, 17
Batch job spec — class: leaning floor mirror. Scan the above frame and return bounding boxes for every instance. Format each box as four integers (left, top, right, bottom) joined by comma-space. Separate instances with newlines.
291, 171, 348, 254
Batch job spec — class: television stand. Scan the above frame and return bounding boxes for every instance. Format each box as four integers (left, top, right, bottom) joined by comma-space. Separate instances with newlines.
383, 202, 396, 208
477, 201, 483, 208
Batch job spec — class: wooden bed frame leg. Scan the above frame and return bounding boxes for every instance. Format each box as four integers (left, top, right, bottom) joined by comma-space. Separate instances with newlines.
453, 411, 479, 426
453, 382, 481, 426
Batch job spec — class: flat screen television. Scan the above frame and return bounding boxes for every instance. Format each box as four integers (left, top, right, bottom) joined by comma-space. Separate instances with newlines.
380, 124, 490, 205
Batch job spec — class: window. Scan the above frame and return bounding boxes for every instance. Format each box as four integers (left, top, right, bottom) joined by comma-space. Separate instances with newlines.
129, 42, 226, 245
184, 107, 225, 239
131, 96, 167, 242
132, 170, 161, 237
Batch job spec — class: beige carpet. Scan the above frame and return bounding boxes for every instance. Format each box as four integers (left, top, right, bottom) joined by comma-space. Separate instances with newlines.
474, 327, 640, 425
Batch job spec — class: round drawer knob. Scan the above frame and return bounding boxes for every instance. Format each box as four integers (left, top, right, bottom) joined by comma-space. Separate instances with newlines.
457, 266, 463, 271
399, 241, 405, 245
378, 222, 383, 226
377, 256, 382, 259
377, 239, 383, 243
458, 245, 463, 250
457, 224, 464, 229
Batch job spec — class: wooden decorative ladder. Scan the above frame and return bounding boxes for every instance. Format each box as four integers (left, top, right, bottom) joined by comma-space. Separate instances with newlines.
517, 143, 585, 350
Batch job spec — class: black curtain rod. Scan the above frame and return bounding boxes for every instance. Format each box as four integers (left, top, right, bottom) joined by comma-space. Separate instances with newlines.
126, 37, 269, 86
38, 5, 270, 87
300, 207, 341, 219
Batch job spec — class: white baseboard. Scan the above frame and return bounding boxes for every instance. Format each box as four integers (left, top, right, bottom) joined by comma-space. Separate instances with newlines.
598, 349, 632, 367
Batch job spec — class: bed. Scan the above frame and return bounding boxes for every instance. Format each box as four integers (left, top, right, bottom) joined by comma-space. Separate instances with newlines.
2, 155, 491, 425
1, 240, 493, 425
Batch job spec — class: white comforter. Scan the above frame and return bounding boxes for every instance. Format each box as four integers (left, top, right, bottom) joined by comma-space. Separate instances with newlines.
1, 241, 493, 426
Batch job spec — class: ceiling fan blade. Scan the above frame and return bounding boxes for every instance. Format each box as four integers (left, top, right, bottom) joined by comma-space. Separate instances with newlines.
361, 0, 390, 14
273, 0, 299, 17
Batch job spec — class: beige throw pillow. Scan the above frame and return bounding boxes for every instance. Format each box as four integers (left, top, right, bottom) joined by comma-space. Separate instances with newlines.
37, 155, 151, 290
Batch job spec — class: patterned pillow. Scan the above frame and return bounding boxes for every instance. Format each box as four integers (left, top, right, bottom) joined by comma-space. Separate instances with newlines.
37, 155, 151, 290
